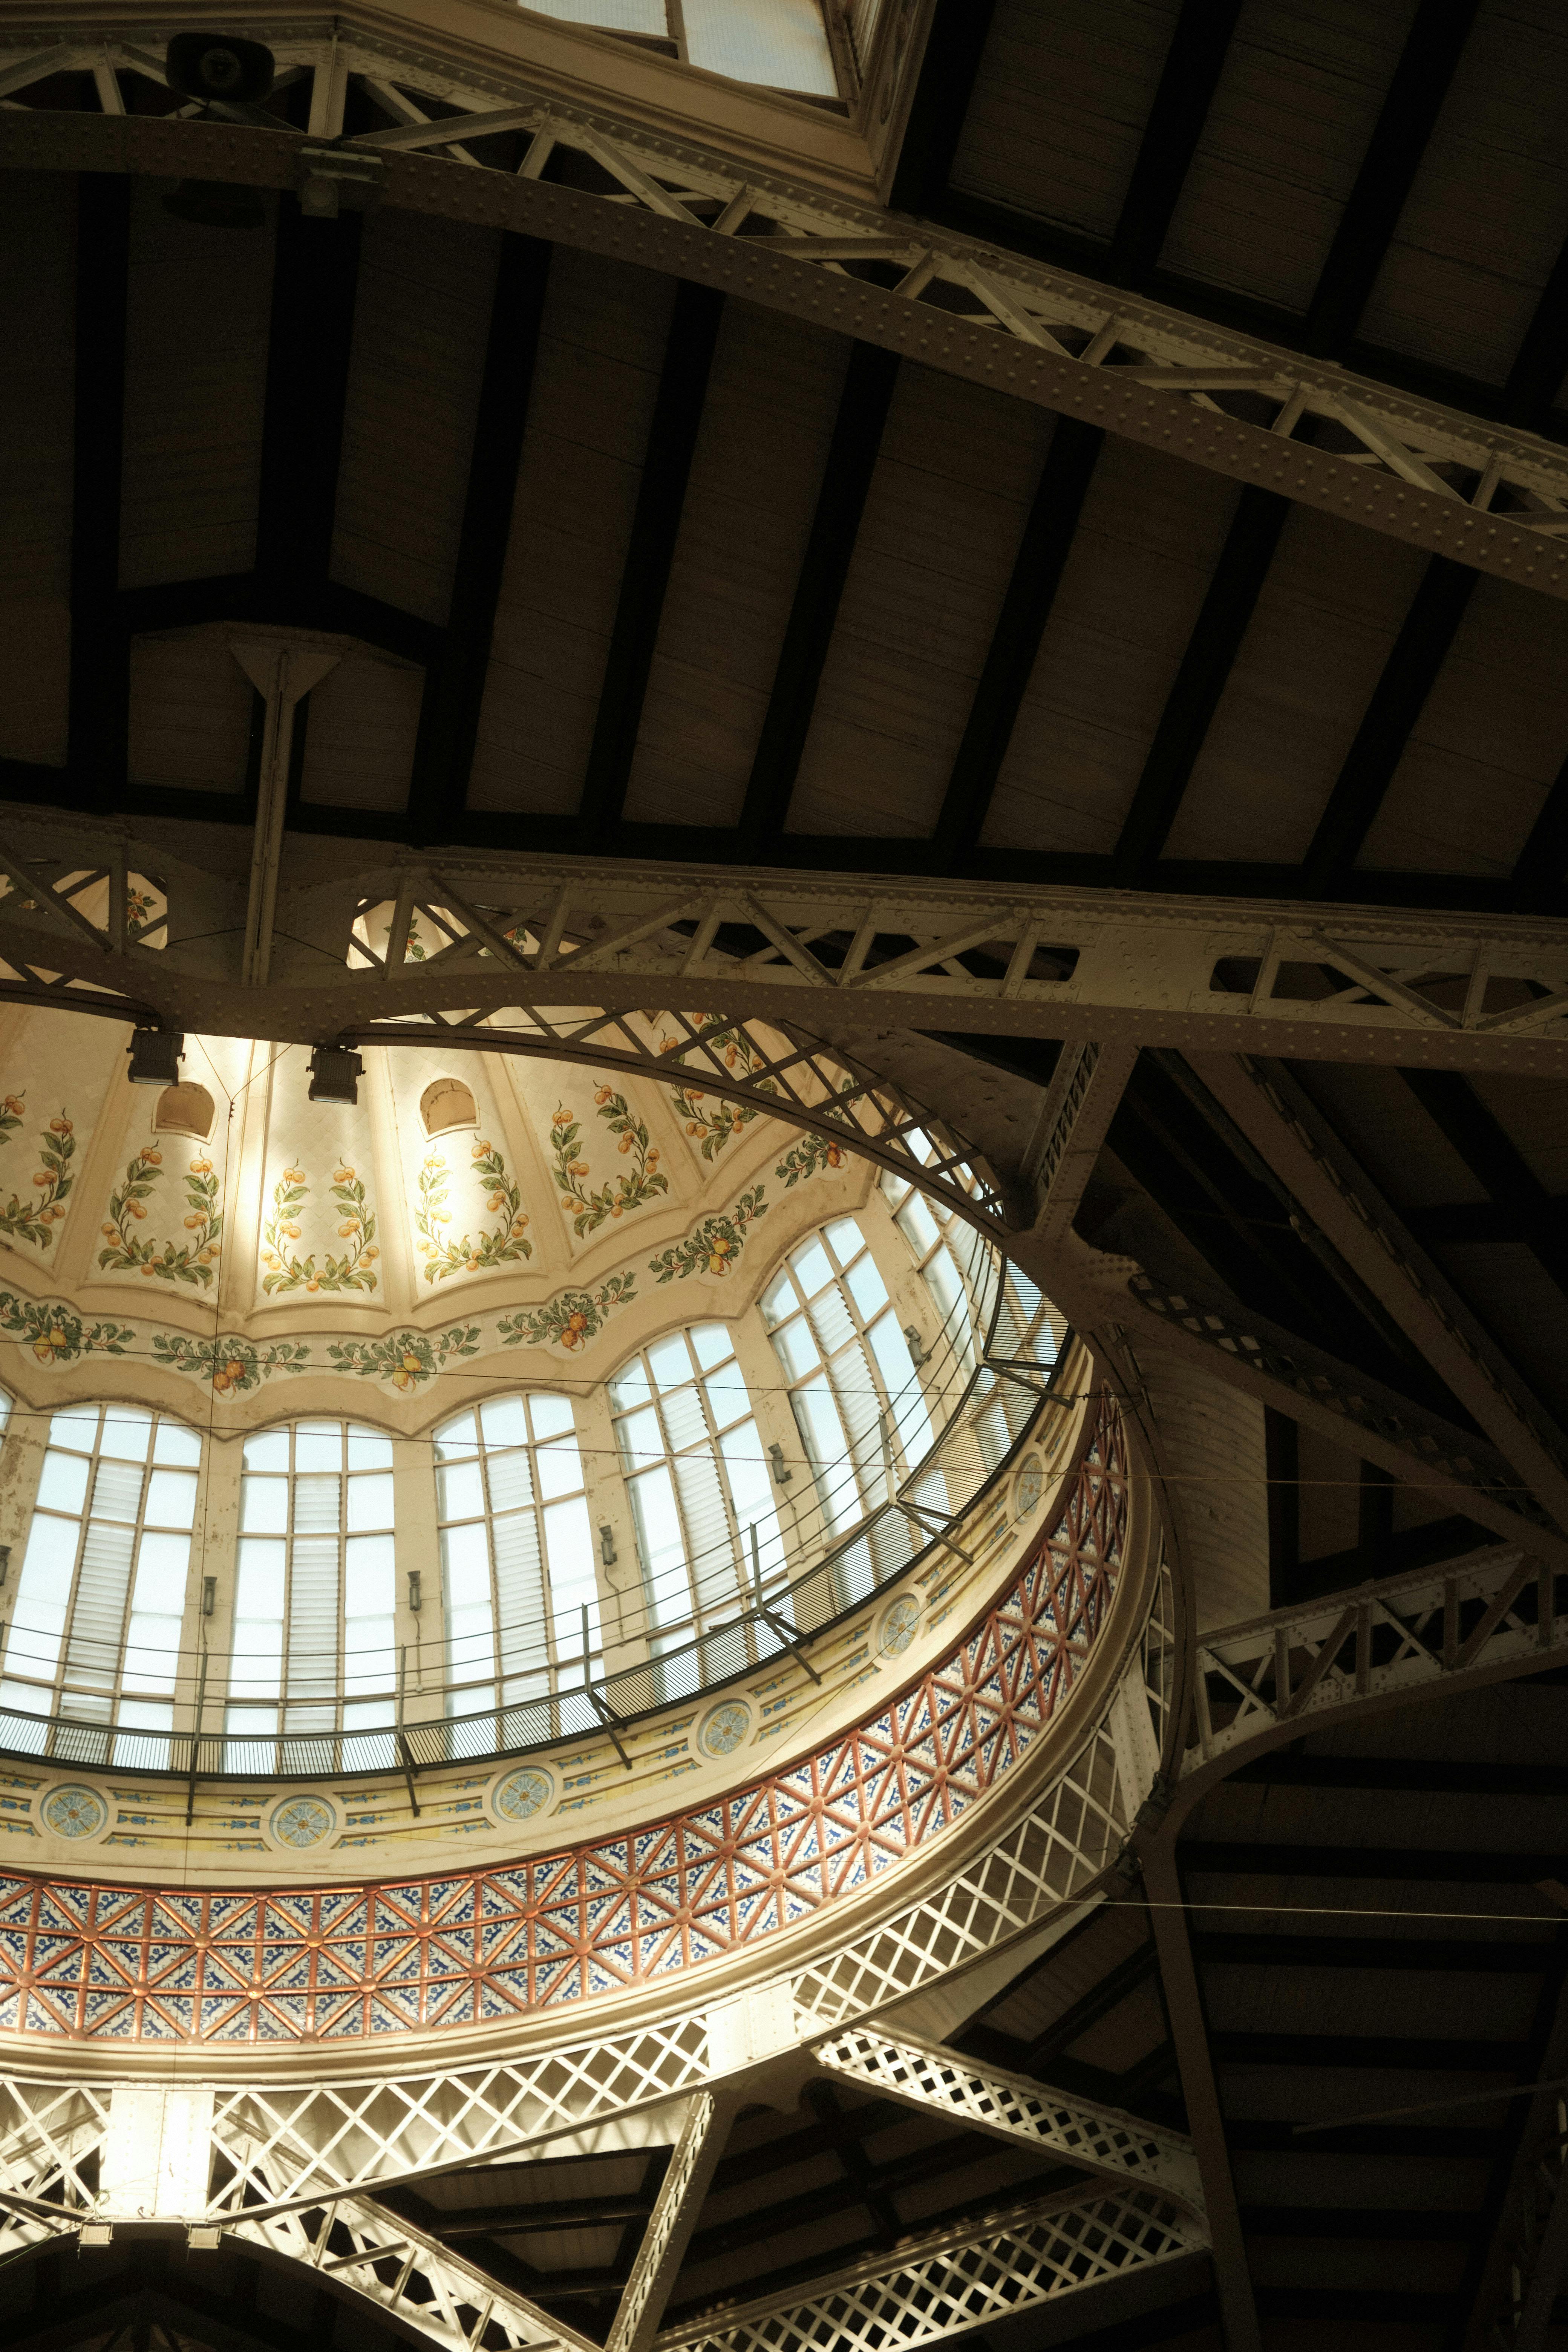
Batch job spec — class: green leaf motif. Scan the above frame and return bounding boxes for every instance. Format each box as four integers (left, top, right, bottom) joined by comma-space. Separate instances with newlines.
498, 1271, 637, 1352
775, 1132, 846, 1188
550, 1092, 668, 1237
648, 1187, 768, 1285
0, 1109, 75, 1252
261, 1160, 379, 1294
326, 1325, 481, 1389
150, 1333, 311, 1393
98, 1140, 223, 1287
0, 1289, 132, 1363
416, 1135, 532, 1283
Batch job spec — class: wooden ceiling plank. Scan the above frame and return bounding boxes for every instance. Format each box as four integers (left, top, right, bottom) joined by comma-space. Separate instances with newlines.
69, 168, 130, 818
1300, 556, 1479, 894
736, 341, 899, 851
1503, 233, 1568, 432
573, 278, 724, 848
1107, 0, 1245, 289
1111, 484, 1291, 885
931, 418, 1103, 870
1400, 1068, 1568, 1307
1303, 0, 1482, 359
1509, 743, 1568, 913
407, 235, 551, 846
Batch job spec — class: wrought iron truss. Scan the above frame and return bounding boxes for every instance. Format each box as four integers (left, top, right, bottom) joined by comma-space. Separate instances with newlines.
5, 829, 1568, 1079
4, 17, 1568, 598
1182, 1542, 1568, 1776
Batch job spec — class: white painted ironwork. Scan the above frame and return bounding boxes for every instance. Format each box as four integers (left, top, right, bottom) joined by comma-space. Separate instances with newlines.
653, 2184, 1208, 2352
810, 2028, 1202, 2210
6, 831, 1568, 1077
1, 18, 1563, 594
1185, 1544, 1566, 1771
609, 2093, 726, 2352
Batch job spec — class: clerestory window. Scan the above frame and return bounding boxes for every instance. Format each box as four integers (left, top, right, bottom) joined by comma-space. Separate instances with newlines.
611, 1325, 783, 1648
1, 1402, 201, 1756
760, 1216, 933, 1534
226, 1419, 396, 1764
433, 1394, 597, 1752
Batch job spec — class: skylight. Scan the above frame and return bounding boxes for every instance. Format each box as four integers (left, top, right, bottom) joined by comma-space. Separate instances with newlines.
525, 0, 848, 100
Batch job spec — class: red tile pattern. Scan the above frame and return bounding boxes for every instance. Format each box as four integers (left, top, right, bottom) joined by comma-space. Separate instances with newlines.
0, 1399, 1126, 2044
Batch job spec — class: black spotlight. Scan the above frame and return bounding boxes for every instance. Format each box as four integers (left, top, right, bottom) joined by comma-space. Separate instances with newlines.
165, 30, 275, 106
162, 177, 266, 229
126, 1029, 184, 1087
308, 1044, 365, 1106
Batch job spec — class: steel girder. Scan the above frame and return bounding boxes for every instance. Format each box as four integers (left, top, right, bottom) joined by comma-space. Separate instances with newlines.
4, 830, 1568, 1077
3, 19, 1567, 598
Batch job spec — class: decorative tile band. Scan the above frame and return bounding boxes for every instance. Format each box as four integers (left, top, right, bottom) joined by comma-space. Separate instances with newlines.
0, 1400, 1127, 2045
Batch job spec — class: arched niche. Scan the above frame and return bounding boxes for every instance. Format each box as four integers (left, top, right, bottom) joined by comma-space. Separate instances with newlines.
153, 1081, 214, 1140
420, 1077, 477, 1138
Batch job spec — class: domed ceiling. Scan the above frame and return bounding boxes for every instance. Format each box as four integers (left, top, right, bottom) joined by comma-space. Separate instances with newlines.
0, 996, 874, 1414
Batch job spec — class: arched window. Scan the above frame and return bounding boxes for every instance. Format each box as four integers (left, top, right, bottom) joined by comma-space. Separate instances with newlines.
0, 1403, 201, 1755
610, 1326, 782, 1646
227, 1419, 395, 1761
433, 1394, 595, 1746
760, 1217, 933, 1534
420, 1077, 477, 1137
880, 1171, 987, 1374
884, 1170, 1054, 1467
154, 1081, 215, 1141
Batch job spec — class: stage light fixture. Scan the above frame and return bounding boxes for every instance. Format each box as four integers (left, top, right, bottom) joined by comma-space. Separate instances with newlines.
165, 31, 275, 106
126, 1030, 184, 1086
308, 1044, 364, 1105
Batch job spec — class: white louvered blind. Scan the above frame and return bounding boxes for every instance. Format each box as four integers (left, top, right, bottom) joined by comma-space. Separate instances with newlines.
1, 1403, 202, 1750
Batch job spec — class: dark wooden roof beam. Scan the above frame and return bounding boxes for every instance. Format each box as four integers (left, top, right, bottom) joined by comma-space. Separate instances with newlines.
1299, 557, 1478, 895
1303, 0, 1482, 358
69, 169, 130, 816
931, 418, 1103, 869
1108, 0, 1243, 289
573, 279, 724, 849
736, 341, 899, 852
407, 234, 551, 844
1400, 1069, 1568, 1305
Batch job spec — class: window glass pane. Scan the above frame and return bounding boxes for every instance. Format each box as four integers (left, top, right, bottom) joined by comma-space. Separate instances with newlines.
760, 1272, 794, 1328
478, 1394, 528, 1448
235, 1538, 285, 1619
897, 1193, 940, 1257
691, 1323, 732, 1370
775, 1315, 818, 1380
153, 1419, 202, 1468
869, 1312, 934, 1464
703, 1370, 748, 1431
437, 1459, 485, 1522
543, 1496, 597, 1654
346, 1471, 394, 1532
131, 1530, 189, 1613
346, 1425, 394, 1472
240, 1476, 288, 1535
242, 1428, 289, 1473
345, 1531, 395, 1618
34, 1451, 89, 1515
630, 1468, 686, 1629
98, 1407, 152, 1463
534, 1438, 583, 1502
823, 1216, 862, 1265
647, 1332, 691, 1390
48, 1407, 99, 1452
609, 1360, 651, 1413
294, 1421, 342, 1473
440, 1520, 491, 1610
144, 1467, 198, 1530
434, 1411, 478, 1461
527, 1392, 575, 1441
618, 1406, 662, 1470
790, 1237, 834, 1298
846, 1251, 888, 1319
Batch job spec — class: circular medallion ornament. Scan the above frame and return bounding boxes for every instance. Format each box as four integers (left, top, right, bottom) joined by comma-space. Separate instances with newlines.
269, 1794, 335, 1851
879, 1595, 922, 1655
1015, 1452, 1045, 1520
493, 1766, 554, 1824
43, 1784, 106, 1841
698, 1701, 751, 1758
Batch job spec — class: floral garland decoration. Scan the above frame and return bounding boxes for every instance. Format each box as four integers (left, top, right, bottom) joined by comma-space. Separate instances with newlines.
0, 1110, 75, 1252
98, 1143, 222, 1287
149, 1332, 312, 1396
416, 1135, 532, 1283
499, 1271, 638, 1352
261, 1162, 378, 1294
327, 1325, 481, 1392
664, 1016, 779, 1162
648, 1185, 768, 1284
0, 1289, 132, 1364
0, 1094, 22, 1151
775, 1132, 845, 1187
550, 1092, 667, 1238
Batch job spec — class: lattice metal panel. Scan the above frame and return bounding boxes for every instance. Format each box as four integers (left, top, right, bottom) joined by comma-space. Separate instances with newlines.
1187, 1545, 1568, 1768
656, 2187, 1208, 2352
810, 2030, 1202, 2210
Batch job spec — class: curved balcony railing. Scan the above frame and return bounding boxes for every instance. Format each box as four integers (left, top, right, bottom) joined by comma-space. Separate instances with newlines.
0, 1239, 1068, 1787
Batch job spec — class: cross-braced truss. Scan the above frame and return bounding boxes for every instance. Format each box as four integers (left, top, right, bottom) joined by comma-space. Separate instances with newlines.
808, 2028, 1203, 2212
1185, 1543, 1568, 1772
654, 2185, 1208, 2352
2, 17, 1566, 598
6, 831, 1568, 1075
